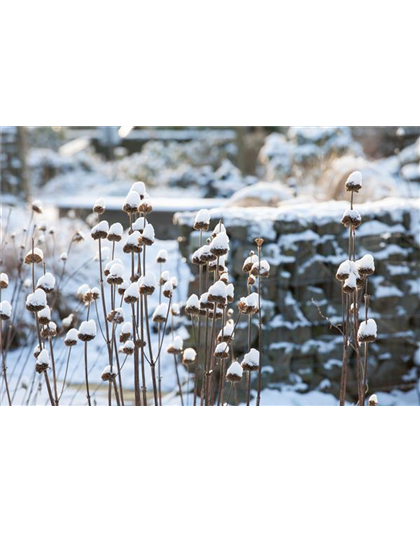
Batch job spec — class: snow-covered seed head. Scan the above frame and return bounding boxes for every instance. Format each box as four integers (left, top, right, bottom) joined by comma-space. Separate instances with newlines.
93, 198, 106, 215
243, 251, 258, 273
341, 209, 362, 229
368, 394, 378, 406
358, 319, 377, 343
91, 220, 109, 240
36, 272, 56, 293
0, 300, 12, 320
226, 361, 243, 383
208, 306, 223, 319
101, 365, 117, 382
107, 307, 125, 325
107, 222, 123, 242
171, 303, 180, 316
355, 254, 375, 276
241, 348, 260, 371
64, 328, 79, 346
162, 280, 173, 298
123, 190, 141, 214
199, 292, 212, 312
156, 249, 168, 264
342, 272, 357, 294
31, 200, 43, 214
124, 282, 140, 304
183, 347, 197, 364
170, 276, 178, 289
118, 280, 129, 296
139, 272, 156, 296
167, 335, 183, 355
193, 209, 211, 231
336, 260, 353, 281
208, 280, 227, 305
41, 321, 57, 339
199, 245, 216, 263
119, 322, 132, 343
37, 305, 51, 325
33, 344, 42, 358
35, 349, 50, 373
159, 270, 170, 286
104, 258, 123, 276
72, 230, 85, 243
78, 320, 97, 342
217, 320, 235, 343
26, 289, 47, 312
192, 249, 206, 266
238, 293, 259, 315
138, 196, 153, 215
91, 287, 100, 301
123, 231, 142, 254
345, 171, 363, 193
0, 273, 9, 289
208, 255, 226, 273
185, 294, 200, 315
107, 263, 124, 285
130, 181, 147, 198
214, 342, 229, 359
210, 232, 229, 257
153, 303, 169, 323
132, 217, 147, 233
24, 247, 44, 264
247, 274, 256, 287
82, 289, 94, 305
122, 340, 135, 355
60, 252, 68, 262
251, 259, 271, 278
140, 223, 155, 246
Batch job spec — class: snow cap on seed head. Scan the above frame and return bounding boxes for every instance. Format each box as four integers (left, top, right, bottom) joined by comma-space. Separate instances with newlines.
107, 222, 124, 242
194, 209, 211, 231
183, 348, 197, 364
226, 361, 243, 382
123, 190, 141, 213
345, 171, 363, 192
93, 198, 106, 215
368, 394, 378, 406
0, 300, 12, 320
91, 220, 109, 240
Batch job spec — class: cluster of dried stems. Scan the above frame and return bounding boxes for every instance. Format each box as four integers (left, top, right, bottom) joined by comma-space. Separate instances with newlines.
337, 171, 378, 406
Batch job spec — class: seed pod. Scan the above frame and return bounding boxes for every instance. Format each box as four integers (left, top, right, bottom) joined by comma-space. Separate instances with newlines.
78, 320, 97, 342
38, 305, 51, 325
93, 198, 106, 215
193, 209, 211, 231
122, 340, 135, 355
368, 394, 378, 406
101, 365, 117, 382
185, 294, 200, 315
341, 209, 362, 229
345, 171, 363, 193
107, 223, 123, 242
64, 328, 79, 347
357, 319, 377, 343
226, 361, 243, 383
24, 247, 44, 264
91, 220, 109, 240
182, 348, 197, 365
35, 349, 50, 373
123, 191, 141, 214
0, 273, 9, 289
241, 348, 260, 371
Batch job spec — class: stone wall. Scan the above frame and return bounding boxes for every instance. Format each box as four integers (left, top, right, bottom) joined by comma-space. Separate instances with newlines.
175, 198, 420, 401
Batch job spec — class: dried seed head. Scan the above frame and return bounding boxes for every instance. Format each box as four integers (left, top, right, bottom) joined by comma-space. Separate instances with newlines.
41, 321, 57, 339
0, 300, 12, 320
78, 320, 97, 342
91, 220, 109, 240
123, 191, 141, 214
64, 328, 79, 347
255, 238, 264, 247
368, 394, 378, 406
171, 303, 180, 316
122, 340, 135, 355
107, 307, 125, 325
93, 198, 106, 215
341, 209, 362, 229
183, 348, 197, 364
193, 209, 211, 231
31, 200, 43, 214
101, 365, 117, 382
185, 294, 200, 315
357, 319, 377, 343
0, 273, 9, 289
24, 247, 44, 265
107, 223, 123, 242
226, 361, 243, 383
241, 348, 260, 371
156, 249, 168, 264
243, 251, 258, 273
35, 349, 50, 373
345, 171, 363, 193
